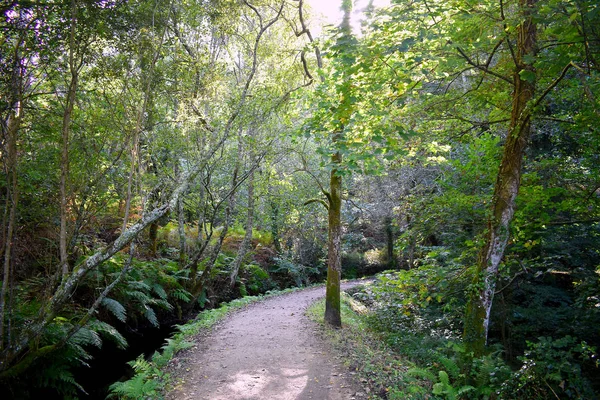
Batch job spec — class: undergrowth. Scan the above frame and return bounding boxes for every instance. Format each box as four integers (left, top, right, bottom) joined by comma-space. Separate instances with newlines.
309, 276, 598, 400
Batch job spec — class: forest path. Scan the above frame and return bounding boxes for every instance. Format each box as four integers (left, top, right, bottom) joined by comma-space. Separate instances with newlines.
166, 281, 366, 400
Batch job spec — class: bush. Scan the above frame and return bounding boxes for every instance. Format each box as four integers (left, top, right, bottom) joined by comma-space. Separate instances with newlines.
270, 257, 323, 288
240, 263, 276, 295
499, 336, 597, 399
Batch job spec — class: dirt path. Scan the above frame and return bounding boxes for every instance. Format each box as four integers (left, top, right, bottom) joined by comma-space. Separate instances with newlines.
167, 282, 366, 400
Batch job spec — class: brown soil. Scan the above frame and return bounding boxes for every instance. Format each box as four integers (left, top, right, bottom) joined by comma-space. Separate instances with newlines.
166, 282, 367, 400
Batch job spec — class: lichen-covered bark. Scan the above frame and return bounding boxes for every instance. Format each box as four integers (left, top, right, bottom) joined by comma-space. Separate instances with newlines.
325, 159, 342, 328
464, 0, 537, 357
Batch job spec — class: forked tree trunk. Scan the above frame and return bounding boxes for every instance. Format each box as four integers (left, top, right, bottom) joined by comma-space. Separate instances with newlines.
464, 0, 537, 357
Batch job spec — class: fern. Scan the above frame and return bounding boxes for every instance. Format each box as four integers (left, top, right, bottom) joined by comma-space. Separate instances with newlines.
127, 280, 152, 292
145, 306, 159, 327
126, 289, 152, 303
108, 373, 162, 400
101, 297, 127, 322
150, 298, 173, 311
161, 337, 194, 353
433, 371, 457, 400
89, 319, 128, 349
171, 288, 192, 302
151, 283, 168, 300
407, 366, 436, 381
438, 356, 460, 379
70, 325, 102, 349
457, 385, 475, 396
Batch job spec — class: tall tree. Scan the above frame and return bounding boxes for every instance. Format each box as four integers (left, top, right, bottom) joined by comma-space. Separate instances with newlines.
463, 0, 538, 356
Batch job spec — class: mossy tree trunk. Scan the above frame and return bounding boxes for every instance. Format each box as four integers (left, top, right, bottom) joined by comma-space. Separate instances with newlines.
325, 153, 342, 327
464, 0, 538, 357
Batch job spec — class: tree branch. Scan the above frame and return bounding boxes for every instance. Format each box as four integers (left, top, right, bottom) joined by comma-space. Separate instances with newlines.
456, 46, 513, 85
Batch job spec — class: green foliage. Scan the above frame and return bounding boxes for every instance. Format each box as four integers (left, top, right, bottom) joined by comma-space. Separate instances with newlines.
88, 255, 186, 328
240, 263, 275, 295
270, 257, 323, 288
108, 355, 164, 400
101, 298, 127, 323
498, 336, 597, 400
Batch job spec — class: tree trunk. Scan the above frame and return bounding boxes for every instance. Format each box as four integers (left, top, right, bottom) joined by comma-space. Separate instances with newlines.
269, 197, 282, 253
464, 0, 537, 357
324, 0, 353, 328
149, 221, 158, 257
385, 216, 396, 268
187, 184, 235, 313
59, 1, 79, 280
230, 169, 255, 288
0, 103, 21, 351
325, 155, 342, 328
178, 195, 186, 265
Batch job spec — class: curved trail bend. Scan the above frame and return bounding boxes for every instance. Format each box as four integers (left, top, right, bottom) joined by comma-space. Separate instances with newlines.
167, 282, 365, 400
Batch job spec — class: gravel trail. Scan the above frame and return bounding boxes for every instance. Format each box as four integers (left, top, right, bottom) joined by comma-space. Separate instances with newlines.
167, 282, 365, 400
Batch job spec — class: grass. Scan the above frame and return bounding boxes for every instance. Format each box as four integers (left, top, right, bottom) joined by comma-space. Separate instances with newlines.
307, 293, 433, 400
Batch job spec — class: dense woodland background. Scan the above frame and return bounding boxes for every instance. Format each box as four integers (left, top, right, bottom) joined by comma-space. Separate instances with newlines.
0, 0, 599, 398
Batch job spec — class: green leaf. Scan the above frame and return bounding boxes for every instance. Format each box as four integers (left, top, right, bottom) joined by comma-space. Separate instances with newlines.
518, 69, 536, 83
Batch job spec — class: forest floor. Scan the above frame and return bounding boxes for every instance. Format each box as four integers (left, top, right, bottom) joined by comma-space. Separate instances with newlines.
166, 281, 369, 400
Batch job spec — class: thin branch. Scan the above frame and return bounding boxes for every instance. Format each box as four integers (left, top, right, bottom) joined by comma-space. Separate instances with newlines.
303, 198, 329, 210
533, 61, 577, 108
456, 46, 513, 84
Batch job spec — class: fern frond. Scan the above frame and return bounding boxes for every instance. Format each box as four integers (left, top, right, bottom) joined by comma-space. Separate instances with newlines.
407, 367, 437, 381
151, 283, 168, 300
475, 356, 495, 387
128, 354, 152, 372
150, 298, 173, 311
89, 319, 128, 349
145, 307, 159, 327
438, 356, 460, 379
127, 280, 152, 292
108, 373, 161, 399
457, 385, 475, 395
101, 297, 127, 323
127, 290, 152, 304
171, 288, 192, 302
438, 370, 450, 386
70, 326, 102, 349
